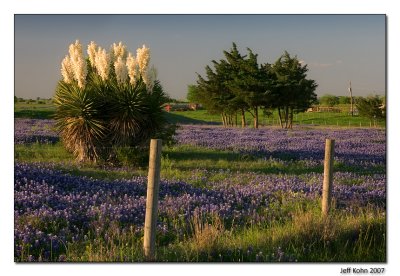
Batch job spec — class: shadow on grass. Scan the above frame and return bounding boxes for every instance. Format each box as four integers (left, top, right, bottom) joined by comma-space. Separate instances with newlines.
166, 148, 240, 161
177, 163, 323, 175
165, 148, 324, 175
164, 112, 220, 125
164, 147, 383, 175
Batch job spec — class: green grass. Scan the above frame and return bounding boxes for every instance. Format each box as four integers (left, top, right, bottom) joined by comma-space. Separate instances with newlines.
15, 101, 385, 127
14, 143, 385, 186
31, 199, 384, 262
14, 143, 145, 181
165, 110, 219, 125
15, 142, 72, 163
166, 105, 385, 128
158, 203, 385, 262
14, 102, 56, 119
14, 141, 386, 262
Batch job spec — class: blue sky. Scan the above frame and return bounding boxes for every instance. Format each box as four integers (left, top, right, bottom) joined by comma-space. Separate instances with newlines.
15, 14, 385, 100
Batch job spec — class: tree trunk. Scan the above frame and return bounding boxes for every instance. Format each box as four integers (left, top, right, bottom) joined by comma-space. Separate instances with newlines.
241, 108, 246, 128
221, 113, 226, 127
235, 113, 238, 127
285, 106, 289, 129
278, 108, 283, 128
254, 106, 259, 129
289, 107, 294, 129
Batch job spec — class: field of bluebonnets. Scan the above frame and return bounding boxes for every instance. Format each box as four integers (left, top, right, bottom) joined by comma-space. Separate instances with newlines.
14, 118, 386, 262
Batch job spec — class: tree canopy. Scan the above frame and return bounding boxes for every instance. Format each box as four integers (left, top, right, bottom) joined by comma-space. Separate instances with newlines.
269, 51, 317, 128
190, 44, 317, 129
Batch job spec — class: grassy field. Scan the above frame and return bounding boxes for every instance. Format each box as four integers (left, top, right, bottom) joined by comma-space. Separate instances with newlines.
13, 103, 386, 262
14, 101, 386, 127
14, 101, 55, 119
14, 102, 386, 262
167, 108, 385, 128
14, 144, 386, 262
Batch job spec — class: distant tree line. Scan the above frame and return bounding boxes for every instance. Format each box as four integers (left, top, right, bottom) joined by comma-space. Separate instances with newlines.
188, 43, 318, 129
14, 96, 53, 104
356, 95, 385, 121
318, 94, 383, 106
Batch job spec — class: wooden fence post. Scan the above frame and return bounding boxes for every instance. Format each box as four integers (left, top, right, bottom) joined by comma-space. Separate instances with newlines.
143, 139, 162, 260
322, 139, 335, 217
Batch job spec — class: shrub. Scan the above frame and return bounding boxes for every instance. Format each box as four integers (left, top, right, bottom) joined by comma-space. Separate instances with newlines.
356, 95, 385, 121
54, 40, 175, 162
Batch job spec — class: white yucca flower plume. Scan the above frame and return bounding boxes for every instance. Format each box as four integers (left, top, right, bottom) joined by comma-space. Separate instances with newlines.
114, 56, 128, 84
126, 52, 138, 85
87, 41, 98, 67
136, 45, 150, 76
95, 47, 110, 81
61, 55, 73, 84
68, 40, 82, 57
66, 40, 87, 89
111, 41, 127, 63
143, 65, 157, 92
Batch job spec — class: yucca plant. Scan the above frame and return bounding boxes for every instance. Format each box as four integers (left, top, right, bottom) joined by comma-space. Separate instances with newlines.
108, 80, 148, 144
54, 40, 172, 163
54, 81, 107, 162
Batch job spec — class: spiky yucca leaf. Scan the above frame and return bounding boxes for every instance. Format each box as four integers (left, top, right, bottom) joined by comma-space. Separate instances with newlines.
142, 80, 168, 137
107, 78, 168, 146
54, 81, 107, 161
107, 80, 148, 145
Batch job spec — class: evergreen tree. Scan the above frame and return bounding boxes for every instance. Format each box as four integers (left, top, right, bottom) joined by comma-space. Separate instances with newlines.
196, 43, 270, 128
187, 85, 199, 103
270, 51, 317, 129
227, 46, 271, 128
